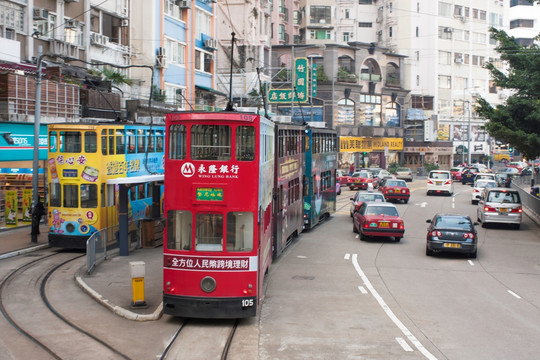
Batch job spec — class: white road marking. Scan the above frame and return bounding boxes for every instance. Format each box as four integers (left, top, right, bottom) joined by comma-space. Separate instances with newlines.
468, 260, 475, 266
396, 337, 414, 352
358, 286, 368, 294
507, 290, 522, 299
344, 253, 351, 260
297, 255, 307, 259
351, 254, 438, 360
452, 196, 455, 209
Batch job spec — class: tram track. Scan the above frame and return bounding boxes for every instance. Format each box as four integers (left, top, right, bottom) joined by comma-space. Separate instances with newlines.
0, 251, 132, 360
160, 318, 240, 360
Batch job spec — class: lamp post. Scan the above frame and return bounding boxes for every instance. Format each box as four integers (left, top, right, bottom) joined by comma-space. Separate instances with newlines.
31, 46, 43, 243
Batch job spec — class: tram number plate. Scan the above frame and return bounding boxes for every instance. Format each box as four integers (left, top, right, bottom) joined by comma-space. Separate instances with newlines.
242, 299, 254, 308
443, 243, 460, 248
379, 222, 389, 228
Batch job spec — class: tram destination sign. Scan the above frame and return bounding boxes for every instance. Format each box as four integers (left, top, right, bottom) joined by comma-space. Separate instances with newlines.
196, 187, 224, 201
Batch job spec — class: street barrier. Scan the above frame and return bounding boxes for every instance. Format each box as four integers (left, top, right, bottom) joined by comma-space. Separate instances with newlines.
86, 225, 140, 274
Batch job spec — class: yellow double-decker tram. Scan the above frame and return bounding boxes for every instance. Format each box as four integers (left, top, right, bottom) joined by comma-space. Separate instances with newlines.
47, 122, 165, 249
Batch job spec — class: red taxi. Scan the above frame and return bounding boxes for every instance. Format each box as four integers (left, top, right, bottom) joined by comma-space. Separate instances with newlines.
450, 166, 464, 180
378, 179, 410, 203
353, 202, 404, 242
349, 170, 379, 190
336, 169, 351, 186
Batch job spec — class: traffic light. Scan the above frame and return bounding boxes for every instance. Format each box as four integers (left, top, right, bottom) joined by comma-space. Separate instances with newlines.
508, 147, 514, 153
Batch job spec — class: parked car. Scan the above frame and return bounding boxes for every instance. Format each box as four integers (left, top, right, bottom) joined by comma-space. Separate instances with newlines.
426, 170, 454, 196
471, 179, 497, 204
349, 170, 379, 190
450, 166, 464, 181
349, 190, 385, 217
379, 179, 410, 203
394, 167, 413, 182
477, 188, 522, 229
353, 202, 404, 242
425, 214, 478, 258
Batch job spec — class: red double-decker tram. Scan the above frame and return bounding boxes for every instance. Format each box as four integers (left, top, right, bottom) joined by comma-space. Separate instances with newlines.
163, 111, 275, 318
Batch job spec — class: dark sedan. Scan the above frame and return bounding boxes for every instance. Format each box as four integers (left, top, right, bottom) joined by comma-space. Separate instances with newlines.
461, 167, 480, 184
425, 214, 478, 258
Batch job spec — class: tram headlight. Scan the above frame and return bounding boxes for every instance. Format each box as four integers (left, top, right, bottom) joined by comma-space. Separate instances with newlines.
66, 223, 75, 233
200, 276, 216, 293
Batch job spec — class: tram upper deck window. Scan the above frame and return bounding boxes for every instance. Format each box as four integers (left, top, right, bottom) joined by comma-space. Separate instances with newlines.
191, 125, 231, 161
169, 124, 187, 160
127, 130, 136, 154
101, 129, 107, 155
49, 131, 58, 152
84, 132, 97, 153
137, 129, 146, 153
49, 182, 61, 207
148, 130, 155, 152
156, 130, 164, 153
63, 184, 78, 208
59, 131, 81, 153
236, 126, 255, 161
80, 184, 98, 208
167, 210, 192, 250
195, 213, 223, 251
226, 212, 254, 251
116, 129, 125, 154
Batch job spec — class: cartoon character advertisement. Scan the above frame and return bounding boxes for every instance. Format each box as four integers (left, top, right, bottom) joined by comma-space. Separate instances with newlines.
22, 189, 32, 224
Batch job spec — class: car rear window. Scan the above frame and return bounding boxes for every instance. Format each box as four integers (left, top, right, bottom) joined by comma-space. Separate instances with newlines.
366, 206, 398, 216
429, 171, 450, 179
396, 168, 410, 172
358, 194, 384, 202
434, 217, 471, 230
386, 180, 407, 187
487, 191, 520, 203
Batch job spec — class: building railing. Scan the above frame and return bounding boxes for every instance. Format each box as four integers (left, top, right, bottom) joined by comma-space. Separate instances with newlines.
86, 224, 140, 274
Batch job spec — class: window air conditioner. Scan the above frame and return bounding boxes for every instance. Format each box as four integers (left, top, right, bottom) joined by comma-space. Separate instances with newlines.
454, 58, 464, 64
65, 20, 80, 29
121, 19, 129, 27
444, 27, 453, 33
204, 38, 218, 49
178, 0, 192, 8
33, 8, 49, 20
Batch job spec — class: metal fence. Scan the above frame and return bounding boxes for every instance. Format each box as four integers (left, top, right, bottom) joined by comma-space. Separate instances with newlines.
511, 173, 540, 221
86, 225, 140, 274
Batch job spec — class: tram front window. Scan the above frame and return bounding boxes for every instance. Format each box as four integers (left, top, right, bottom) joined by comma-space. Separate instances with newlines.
80, 184, 98, 208
63, 184, 78, 208
84, 132, 97, 153
226, 212, 253, 251
195, 213, 223, 251
167, 210, 192, 250
60, 131, 81, 153
191, 125, 231, 161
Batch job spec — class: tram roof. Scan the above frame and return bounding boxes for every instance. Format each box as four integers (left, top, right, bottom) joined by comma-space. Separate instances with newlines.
106, 174, 164, 186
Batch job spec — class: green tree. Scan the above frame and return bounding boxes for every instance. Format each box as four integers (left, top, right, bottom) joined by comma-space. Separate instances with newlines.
475, 27, 540, 160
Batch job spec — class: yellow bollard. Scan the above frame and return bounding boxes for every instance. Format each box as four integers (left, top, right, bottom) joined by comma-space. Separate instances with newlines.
130, 261, 147, 307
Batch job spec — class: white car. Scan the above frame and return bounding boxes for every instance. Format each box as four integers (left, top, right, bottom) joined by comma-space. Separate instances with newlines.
471, 179, 497, 204
473, 173, 496, 186
426, 170, 454, 196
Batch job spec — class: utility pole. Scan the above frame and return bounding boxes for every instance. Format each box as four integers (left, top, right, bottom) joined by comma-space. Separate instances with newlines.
31, 46, 43, 243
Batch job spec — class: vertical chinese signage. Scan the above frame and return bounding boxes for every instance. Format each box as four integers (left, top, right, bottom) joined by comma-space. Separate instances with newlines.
268, 58, 308, 103
312, 64, 317, 97
5, 190, 18, 227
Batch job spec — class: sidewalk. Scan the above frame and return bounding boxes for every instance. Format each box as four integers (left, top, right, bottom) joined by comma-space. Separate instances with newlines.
0, 223, 49, 259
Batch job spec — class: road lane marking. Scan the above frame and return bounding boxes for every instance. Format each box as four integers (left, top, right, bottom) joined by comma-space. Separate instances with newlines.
344, 253, 351, 260
351, 254, 438, 360
396, 337, 414, 352
358, 286, 368, 294
507, 290, 522, 299
468, 260, 474, 266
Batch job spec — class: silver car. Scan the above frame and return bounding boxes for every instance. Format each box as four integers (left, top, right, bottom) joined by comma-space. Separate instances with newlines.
477, 188, 522, 229
395, 167, 413, 182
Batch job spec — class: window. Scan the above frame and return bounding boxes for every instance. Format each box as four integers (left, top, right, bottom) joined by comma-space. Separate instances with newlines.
344, 9, 350, 19
49, 131, 58, 153
310, 29, 332, 40
438, 2, 452, 17
416, 26, 419, 37
454, 5, 463, 16
148, 130, 155, 153
438, 75, 451, 89
195, 9, 211, 41
169, 124, 187, 160
236, 126, 255, 161
389, 26, 393, 37
59, 131, 81, 153
191, 125, 231, 160
411, 96, 434, 110
50, 182, 61, 207
358, 0, 373, 4
438, 26, 453, 40
108, 129, 114, 155
63, 184, 78, 208
310, 6, 331, 24
64, 19, 84, 46
385, 63, 400, 86
195, 213, 223, 251
439, 51, 451, 65
156, 130, 164, 153
510, 19, 534, 29
115, 129, 125, 154
167, 210, 192, 250
165, 38, 185, 65
137, 129, 146, 153
127, 130, 136, 154
80, 184, 98, 208
358, 22, 372, 28
34, 12, 56, 39
343, 32, 350, 42
226, 212, 254, 251
511, 0, 534, 6
84, 132, 97, 153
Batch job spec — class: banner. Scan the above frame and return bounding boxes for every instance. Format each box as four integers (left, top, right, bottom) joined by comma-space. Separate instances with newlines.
339, 137, 403, 152
5, 190, 18, 227
22, 189, 32, 224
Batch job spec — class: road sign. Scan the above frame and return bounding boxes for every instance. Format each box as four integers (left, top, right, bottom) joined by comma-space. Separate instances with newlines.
268, 58, 308, 103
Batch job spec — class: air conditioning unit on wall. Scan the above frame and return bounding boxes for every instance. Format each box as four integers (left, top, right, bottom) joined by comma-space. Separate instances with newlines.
204, 38, 218, 49
33, 8, 49, 20
454, 58, 464, 64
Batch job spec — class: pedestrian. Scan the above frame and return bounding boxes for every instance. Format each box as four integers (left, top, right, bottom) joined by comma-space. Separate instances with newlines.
31, 200, 45, 236
349, 163, 355, 176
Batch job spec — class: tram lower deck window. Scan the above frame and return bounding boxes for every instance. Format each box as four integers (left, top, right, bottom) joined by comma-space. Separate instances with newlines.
80, 184, 98, 208
167, 210, 192, 250
195, 213, 223, 251
226, 212, 253, 251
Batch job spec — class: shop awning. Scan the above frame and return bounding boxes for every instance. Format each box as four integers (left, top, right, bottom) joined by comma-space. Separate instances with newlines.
195, 85, 227, 97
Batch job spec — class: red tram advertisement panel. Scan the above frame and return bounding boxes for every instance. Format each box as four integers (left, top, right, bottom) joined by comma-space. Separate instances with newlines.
163, 112, 275, 318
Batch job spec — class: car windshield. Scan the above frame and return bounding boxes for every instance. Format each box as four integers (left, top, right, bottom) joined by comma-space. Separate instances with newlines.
451, 167, 462, 172
487, 191, 520, 203
434, 216, 471, 230
356, 171, 370, 178
429, 172, 450, 179
357, 193, 384, 202
386, 180, 407, 187
366, 206, 399, 216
